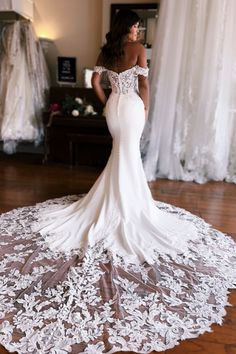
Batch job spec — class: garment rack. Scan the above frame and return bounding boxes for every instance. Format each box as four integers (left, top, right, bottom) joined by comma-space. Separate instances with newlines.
0, 11, 31, 23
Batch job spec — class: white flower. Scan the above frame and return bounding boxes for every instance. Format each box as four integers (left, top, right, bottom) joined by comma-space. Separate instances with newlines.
84, 105, 95, 116
72, 109, 79, 117
75, 97, 83, 104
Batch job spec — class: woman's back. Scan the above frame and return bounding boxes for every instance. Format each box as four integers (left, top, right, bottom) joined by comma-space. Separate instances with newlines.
105, 42, 140, 73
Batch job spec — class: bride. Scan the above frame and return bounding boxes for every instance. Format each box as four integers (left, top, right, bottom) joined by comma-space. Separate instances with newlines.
0, 9, 235, 354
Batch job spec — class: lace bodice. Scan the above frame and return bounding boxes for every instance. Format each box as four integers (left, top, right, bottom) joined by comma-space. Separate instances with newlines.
94, 65, 149, 94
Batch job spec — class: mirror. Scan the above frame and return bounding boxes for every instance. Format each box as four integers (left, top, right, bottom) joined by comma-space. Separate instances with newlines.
110, 3, 159, 63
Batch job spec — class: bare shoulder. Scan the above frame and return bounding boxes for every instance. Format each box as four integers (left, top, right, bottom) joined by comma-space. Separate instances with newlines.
135, 41, 145, 49
126, 41, 144, 51
124, 42, 147, 68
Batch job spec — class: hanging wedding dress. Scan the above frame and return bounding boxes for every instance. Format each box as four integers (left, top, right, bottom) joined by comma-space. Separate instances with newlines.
0, 65, 235, 354
0, 21, 49, 154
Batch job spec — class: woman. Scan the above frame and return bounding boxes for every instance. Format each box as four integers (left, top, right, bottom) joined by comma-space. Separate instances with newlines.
0, 10, 235, 354
92, 10, 149, 120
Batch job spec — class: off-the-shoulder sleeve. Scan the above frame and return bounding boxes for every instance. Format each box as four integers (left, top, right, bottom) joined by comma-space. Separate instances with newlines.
94, 66, 106, 75
136, 65, 149, 77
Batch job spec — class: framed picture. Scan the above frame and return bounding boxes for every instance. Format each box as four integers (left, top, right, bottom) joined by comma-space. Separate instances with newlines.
57, 56, 76, 85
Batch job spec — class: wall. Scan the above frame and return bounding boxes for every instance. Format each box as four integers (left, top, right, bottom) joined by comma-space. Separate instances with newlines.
33, 0, 159, 86
33, 0, 102, 86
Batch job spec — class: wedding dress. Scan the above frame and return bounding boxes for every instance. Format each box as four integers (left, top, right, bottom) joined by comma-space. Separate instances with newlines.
0, 65, 235, 354
0, 21, 49, 154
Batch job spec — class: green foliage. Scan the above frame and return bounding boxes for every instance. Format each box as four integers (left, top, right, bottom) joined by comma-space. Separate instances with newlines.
61, 95, 84, 116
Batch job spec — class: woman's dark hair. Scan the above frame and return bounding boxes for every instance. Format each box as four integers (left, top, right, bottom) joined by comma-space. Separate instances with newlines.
101, 10, 140, 67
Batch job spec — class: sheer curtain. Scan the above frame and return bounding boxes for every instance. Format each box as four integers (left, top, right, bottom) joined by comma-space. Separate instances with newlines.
142, 0, 236, 184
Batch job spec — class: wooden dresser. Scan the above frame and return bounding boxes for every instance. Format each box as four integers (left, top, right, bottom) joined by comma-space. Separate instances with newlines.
43, 87, 112, 167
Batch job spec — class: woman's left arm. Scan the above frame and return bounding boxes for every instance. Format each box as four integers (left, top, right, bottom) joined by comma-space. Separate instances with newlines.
137, 44, 149, 120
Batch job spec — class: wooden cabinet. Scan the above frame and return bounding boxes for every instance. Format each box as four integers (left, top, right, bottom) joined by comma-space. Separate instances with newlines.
43, 87, 112, 167
43, 113, 112, 167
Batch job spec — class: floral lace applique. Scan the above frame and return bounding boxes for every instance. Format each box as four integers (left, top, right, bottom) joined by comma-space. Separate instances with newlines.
0, 195, 235, 354
93, 65, 149, 94
93, 66, 106, 75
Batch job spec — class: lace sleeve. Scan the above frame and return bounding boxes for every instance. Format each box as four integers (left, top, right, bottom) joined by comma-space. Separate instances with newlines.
136, 65, 149, 77
94, 66, 106, 75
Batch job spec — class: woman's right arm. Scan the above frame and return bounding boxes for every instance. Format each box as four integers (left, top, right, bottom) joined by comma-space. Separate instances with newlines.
91, 73, 107, 106
91, 53, 107, 106
137, 44, 149, 120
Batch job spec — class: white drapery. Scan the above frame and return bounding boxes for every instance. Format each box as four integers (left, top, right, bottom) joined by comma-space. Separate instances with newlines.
142, 0, 236, 184
0, 21, 49, 153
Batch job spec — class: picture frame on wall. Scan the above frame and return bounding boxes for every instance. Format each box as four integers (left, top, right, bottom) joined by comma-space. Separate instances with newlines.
57, 56, 77, 85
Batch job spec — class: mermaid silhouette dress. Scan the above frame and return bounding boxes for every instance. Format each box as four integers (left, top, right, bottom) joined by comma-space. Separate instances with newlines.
0, 65, 235, 354
32, 65, 199, 263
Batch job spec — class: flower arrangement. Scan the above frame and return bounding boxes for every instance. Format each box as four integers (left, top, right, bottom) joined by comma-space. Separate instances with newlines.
49, 95, 97, 117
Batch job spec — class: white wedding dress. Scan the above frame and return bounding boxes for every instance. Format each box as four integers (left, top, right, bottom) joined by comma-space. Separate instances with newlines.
34, 65, 198, 263
0, 65, 236, 354
0, 21, 49, 154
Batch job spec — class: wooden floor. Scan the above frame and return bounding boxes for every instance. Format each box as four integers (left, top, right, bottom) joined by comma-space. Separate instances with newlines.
0, 153, 235, 354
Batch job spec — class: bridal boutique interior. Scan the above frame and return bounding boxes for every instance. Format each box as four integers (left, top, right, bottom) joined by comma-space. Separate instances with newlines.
0, 1, 236, 354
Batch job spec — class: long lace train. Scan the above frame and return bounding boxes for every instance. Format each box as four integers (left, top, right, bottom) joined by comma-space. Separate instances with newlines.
0, 195, 235, 353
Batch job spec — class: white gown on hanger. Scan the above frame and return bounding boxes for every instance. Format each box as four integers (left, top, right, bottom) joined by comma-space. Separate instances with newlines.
0, 65, 235, 354
0, 21, 49, 154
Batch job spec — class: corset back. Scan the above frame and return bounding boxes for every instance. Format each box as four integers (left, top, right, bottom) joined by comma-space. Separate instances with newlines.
94, 65, 149, 94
